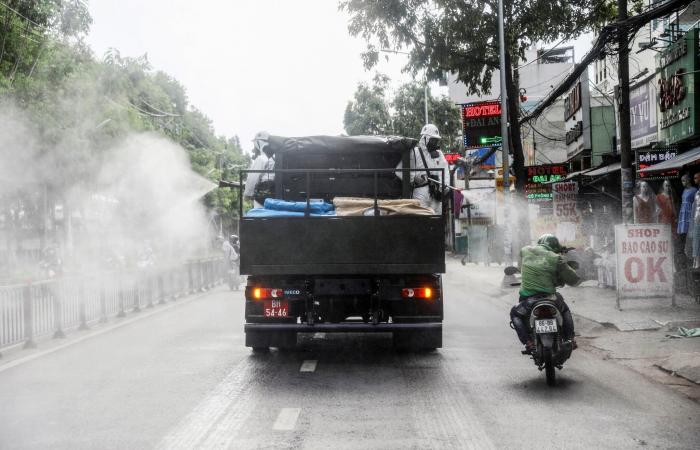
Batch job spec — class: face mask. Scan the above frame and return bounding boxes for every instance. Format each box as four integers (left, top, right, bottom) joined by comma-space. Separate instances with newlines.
426, 137, 440, 153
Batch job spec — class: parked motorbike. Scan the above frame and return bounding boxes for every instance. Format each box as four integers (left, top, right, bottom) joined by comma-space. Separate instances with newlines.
505, 263, 577, 386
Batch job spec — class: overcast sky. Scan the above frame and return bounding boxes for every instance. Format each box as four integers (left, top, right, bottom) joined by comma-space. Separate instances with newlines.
86, 0, 409, 153
86, 0, 592, 154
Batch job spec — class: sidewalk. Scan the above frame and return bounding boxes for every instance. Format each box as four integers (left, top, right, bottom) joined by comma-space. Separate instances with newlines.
560, 282, 700, 388
459, 252, 700, 394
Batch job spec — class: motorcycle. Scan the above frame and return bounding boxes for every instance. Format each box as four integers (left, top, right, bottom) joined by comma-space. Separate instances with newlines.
505, 262, 577, 387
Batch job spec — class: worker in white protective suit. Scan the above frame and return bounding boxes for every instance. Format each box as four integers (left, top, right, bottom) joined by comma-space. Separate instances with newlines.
397, 124, 449, 214
244, 131, 275, 209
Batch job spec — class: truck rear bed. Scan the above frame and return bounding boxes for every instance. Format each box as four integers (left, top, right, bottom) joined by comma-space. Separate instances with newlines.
240, 215, 445, 276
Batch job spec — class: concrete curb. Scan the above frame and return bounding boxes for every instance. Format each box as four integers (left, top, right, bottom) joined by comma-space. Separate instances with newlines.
0, 286, 228, 373
654, 352, 700, 386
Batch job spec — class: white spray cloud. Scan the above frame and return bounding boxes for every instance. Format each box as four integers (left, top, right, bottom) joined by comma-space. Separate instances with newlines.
0, 100, 216, 272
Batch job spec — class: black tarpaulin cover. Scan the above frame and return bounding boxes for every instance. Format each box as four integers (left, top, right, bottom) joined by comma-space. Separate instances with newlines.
268, 135, 417, 155
268, 135, 416, 201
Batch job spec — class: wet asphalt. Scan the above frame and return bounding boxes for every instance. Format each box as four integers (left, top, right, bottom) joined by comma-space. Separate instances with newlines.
0, 261, 699, 449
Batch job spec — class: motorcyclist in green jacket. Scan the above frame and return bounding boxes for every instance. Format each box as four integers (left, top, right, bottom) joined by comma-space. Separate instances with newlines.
510, 234, 581, 353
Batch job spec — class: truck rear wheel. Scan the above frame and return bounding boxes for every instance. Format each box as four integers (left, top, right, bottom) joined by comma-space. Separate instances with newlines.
393, 329, 442, 351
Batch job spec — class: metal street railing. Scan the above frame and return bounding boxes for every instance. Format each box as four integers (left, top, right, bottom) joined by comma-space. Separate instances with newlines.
0, 257, 226, 353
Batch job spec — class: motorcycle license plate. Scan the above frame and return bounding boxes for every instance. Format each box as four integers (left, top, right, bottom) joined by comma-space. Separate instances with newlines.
535, 319, 557, 333
264, 299, 288, 318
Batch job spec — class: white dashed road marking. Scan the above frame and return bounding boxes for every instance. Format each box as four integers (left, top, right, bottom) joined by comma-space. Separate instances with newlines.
273, 408, 301, 431
313, 332, 326, 339
300, 360, 317, 372
156, 358, 257, 450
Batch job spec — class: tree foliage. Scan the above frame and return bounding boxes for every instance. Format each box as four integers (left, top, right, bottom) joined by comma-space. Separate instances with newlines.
341, 0, 616, 95
343, 76, 462, 152
0, 1, 246, 274
340, 0, 618, 190
391, 82, 462, 150
343, 73, 392, 135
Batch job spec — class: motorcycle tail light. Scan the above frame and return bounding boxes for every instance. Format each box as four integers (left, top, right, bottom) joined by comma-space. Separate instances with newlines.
402, 287, 434, 299
251, 288, 284, 300
534, 305, 556, 318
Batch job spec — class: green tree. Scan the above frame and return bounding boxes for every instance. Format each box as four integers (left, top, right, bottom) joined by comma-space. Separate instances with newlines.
0, 0, 91, 91
343, 73, 392, 135
344, 77, 462, 153
391, 82, 461, 152
340, 0, 617, 191
0, 0, 248, 269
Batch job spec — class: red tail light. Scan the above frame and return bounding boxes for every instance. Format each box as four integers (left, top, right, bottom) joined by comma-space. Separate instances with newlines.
402, 287, 434, 299
534, 305, 556, 318
252, 288, 284, 300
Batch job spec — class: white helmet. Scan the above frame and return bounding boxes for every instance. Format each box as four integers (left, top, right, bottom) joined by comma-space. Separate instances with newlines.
252, 131, 270, 153
420, 124, 441, 139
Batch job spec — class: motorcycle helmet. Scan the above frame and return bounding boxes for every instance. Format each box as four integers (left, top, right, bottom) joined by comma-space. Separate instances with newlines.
537, 234, 563, 253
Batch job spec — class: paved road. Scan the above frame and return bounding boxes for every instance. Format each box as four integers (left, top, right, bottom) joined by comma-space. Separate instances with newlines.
1, 261, 699, 449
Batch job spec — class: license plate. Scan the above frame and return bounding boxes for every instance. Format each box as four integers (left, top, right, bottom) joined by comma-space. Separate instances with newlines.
264, 299, 288, 318
535, 319, 557, 333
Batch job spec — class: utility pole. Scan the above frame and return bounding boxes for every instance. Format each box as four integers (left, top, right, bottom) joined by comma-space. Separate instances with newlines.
424, 80, 429, 125
618, 0, 634, 223
498, 0, 512, 262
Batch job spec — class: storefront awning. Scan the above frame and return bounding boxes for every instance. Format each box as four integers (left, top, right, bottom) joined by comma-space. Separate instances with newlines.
638, 147, 700, 173
563, 169, 591, 180
584, 162, 621, 177
543, 168, 593, 184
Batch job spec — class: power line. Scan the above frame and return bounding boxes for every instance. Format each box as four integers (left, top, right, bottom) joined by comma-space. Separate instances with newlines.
0, 1, 47, 30
521, 65, 574, 91
521, 0, 694, 124
140, 98, 181, 117
528, 123, 566, 142
516, 36, 568, 70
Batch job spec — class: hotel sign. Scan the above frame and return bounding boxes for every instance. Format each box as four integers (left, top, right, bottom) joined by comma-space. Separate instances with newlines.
461, 100, 502, 149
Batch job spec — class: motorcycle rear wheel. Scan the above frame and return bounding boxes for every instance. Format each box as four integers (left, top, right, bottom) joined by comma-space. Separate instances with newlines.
544, 348, 556, 386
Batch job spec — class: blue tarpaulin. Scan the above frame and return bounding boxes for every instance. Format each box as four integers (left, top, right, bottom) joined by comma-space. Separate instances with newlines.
246, 199, 336, 217
467, 147, 497, 169
264, 198, 335, 214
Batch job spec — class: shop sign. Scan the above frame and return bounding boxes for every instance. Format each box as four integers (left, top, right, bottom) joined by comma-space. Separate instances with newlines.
461, 100, 502, 149
659, 37, 688, 69
636, 148, 679, 180
629, 78, 658, 148
565, 121, 583, 145
564, 71, 591, 160
614, 224, 674, 299
657, 29, 699, 144
564, 82, 582, 121
552, 181, 579, 222
525, 164, 568, 204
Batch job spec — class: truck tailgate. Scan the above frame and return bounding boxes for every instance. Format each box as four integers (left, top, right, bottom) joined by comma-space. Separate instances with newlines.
240, 215, 445, 275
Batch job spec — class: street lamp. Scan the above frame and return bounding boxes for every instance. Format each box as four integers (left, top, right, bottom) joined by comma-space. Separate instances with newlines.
380, 49, 430, 125
498, 0, 513, 262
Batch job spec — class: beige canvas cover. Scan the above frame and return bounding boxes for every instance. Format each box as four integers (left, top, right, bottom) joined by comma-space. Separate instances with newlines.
333, 197, 435, 216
